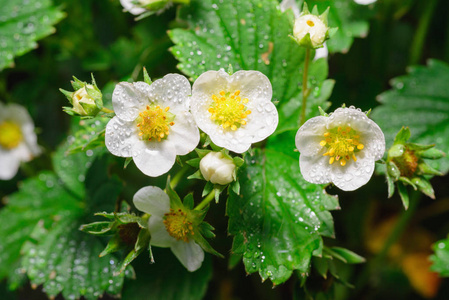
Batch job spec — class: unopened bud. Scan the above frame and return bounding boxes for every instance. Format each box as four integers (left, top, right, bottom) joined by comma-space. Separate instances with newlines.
200, 152, 236, 185
293, 14, 328, 48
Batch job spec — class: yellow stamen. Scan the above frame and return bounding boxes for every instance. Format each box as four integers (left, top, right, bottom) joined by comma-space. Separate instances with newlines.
319, 126, 364, 167
307, 20, 315, 27
0, 121, 23, 149
136, 105, 175, 142
209, 90, 251, 130
163, 209, 194, 242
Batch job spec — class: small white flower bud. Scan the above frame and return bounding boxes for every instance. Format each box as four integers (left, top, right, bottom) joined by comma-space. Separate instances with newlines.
71, 84, 99, 116
293, 14, 328, 48
200, 152, 236, 185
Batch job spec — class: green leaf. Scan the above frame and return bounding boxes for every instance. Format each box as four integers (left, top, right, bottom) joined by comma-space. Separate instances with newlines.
304, 0, 373, 53
64, 117, 109, 155
0, 146, 127, 298
372, 59, 449, 174
227, 149, 339, 285
397, 182, 409, 210
430, 237, 449, 277
21, 219, 127, 300
0, 0, 65, 70
0, 172, 80, 280
169, 0, 333, 130
121, 249, 213, 300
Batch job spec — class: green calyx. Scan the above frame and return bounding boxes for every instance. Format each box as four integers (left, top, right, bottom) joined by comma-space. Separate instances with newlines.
386, 127, 445, 201
60, 74, 103, 117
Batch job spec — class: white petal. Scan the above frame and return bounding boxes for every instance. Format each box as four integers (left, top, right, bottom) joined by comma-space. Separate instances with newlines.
120, 0, 146, 15
295, 116, 327, 156
360, 120, 385, 161
229, 70, 272, 104
132, 140, 177, 177
191, 69, 230, 98
149, 215, 176, 248
147, 74, 192, 114
299, 154, 331, 184
327, 107, 369, 131
105, 116, 140, 157
314, 43, 328, 61
168, 111, 200, 156
171, 241, 205, 272
354, 0, 376, 5
329, 154, 375, 191
133, 186, 170, 216
280, 0, 300, 18
112, 82, 147, 122
0, 150, 20, 180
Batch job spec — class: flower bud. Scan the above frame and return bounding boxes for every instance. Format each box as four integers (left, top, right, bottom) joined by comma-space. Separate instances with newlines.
61, 76, 103, 117
200, 152, 236, 185
293, 14, 328, 48
70, 85, 101, 116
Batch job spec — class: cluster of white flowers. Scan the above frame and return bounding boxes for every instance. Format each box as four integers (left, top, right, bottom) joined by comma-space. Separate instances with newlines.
105, 70, 279, 177
0, 103, 41, 180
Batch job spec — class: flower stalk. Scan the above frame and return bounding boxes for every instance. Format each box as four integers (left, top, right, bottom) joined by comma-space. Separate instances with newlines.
195, 190, 216, 211
300, 48, 311, 125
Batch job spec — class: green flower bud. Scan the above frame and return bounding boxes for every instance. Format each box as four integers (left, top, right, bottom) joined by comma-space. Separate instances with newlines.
61, 76, 103, 117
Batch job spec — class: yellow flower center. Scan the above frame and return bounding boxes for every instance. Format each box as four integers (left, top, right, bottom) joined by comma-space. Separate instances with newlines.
136, 105, 175, 142
320, 126, 365, 166
163, 209, 194, 242
0, 121, 23, 149
208, 90, 251, 131
307, 20, 315, 27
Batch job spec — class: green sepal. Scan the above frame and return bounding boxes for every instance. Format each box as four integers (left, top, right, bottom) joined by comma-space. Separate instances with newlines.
327, 27, 338, 39
230, 179, 240, 195
365, 108, 372, 117
407, 143, 435, 151
195, 148, 211, 159
232, 156, 244, 167
186, 157, 201, 168
311, 5, 319, 15
79, 221, 114, 236
412, 177, 435, 199
397, 182, 410, 210
388, 144, 405, 158
398, 176, 417, 190
165, 177, 184, 208
59, 88, 73, 102
202, 181, 214, 197
71, 76, 84, 90
418, 148, 446, 160
214, 185, 226, 203
99, 235, 124, 257
386, 161, 401, 180
143, 67, 152, 85
318, 106, 328, 117
192, 229, 223, 258
124, 157, 133, 168
227, 64, 234, 75
187, 169, 204, 180
318, 7, 330, 27
198, 222, 216, 239
115, 228, 151, 276
301, 2, 311, 15
386, 172, 395, 198
312, 256, 328, 279
327, 247, 366, 264
183, 193, 195, 210
417, 162, 443, 176
393, 126, 411, 145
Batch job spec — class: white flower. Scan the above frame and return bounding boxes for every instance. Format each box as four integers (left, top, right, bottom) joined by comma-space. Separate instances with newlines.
120, 0, 147, 15
293, 14, 328, 48
133, 186, 204, 272
295, 106, 385, 191
190, 69, 278, 153
0, 103, 41, 180
354, 0, 377, 5
105, 74, 199, 177
200, 151, 235, 185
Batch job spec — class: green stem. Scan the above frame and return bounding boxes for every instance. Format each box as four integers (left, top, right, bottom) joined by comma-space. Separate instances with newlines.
101, 107, 114, 114
194, 190, 216, 211
409, 0, 438, 65
300, 48, 311, 126
170, 164, 190, 189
